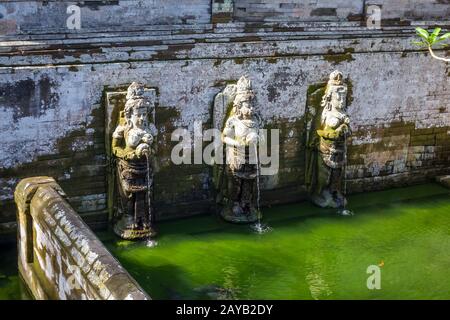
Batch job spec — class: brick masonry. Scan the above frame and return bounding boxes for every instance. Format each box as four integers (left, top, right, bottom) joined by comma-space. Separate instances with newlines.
0, 1, 449, 240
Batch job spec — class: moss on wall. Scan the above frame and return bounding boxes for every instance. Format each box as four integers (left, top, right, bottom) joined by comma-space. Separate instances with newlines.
323, 48, 355, 65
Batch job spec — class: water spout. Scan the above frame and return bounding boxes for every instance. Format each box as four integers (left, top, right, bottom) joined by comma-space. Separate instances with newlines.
145, 152, 158, 245
250, 142, 272, 234
338, 132, 354, 216
145, 152, 152, 226
146, 239, 158, 248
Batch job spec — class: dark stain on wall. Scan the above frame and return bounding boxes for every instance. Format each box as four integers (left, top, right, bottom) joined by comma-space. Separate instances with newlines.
310, 8, 337, 16
0, 76, 59, 122
80, 1, 120, 10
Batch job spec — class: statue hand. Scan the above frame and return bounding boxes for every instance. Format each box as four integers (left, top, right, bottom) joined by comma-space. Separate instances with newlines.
136, 143, 150, 158
124, 150, 138, 161
336, 124, 350, 137
142, 133, 153, 144
223, 136, 244, 147
246, 132, 259, 145
344, 117, 350, 125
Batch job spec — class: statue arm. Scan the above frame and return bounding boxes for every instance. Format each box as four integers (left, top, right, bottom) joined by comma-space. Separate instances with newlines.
221, 119, 242, 147
316, 128, 340, 140
112, 137, 127, 158
222, 135, 242, 147
317, 123, 351, 140
335, 123, 351, 136
112, 137, 141, 160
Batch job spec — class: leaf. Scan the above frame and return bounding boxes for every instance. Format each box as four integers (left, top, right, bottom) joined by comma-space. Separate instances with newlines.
415, 27, 430, 43
411, 40, 427, 47
429, 27, 441, 44
434, 37, 448, 44
433, 32, 450, 45
439, 32, 450, 40
432, 27, 441, 37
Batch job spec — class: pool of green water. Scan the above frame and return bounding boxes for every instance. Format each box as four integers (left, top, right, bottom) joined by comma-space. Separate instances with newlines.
1, 183, 449, 300
100, 183, 450, 300
0, 244, 29, 300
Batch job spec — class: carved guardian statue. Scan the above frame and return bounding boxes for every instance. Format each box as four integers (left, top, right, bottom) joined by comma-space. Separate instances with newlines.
112, 82, 157, 239
214, 76, 262, 223
308, 70, 351, 209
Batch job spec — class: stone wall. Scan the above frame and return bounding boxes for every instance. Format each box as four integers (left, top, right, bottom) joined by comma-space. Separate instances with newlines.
3, 0, 448, 34
233, 0, 450, 23
234, 0, 364, 22
1, 0, 211, 35
14, 176, 149, 299
1, 1, 449, 240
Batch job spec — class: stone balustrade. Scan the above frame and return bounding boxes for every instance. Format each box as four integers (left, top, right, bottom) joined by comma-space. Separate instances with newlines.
14, 176, 149, 300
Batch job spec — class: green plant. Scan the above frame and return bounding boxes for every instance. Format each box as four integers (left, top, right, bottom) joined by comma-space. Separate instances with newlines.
414, 27, 450, 62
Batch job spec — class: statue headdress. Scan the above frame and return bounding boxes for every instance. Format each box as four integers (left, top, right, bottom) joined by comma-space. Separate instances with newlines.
126, 82, 145, 100
321, 70, 347, 110
124, 82, 149, 123
327, 70, 344, 86
233, 75, 255, 107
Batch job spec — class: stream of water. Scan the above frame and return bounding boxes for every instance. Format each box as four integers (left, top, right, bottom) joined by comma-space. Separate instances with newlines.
250, 143, 271, 234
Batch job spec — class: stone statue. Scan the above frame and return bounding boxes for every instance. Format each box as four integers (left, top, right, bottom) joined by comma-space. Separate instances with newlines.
112, 82, 157, 239
214, 76, 262, 223
307, 70, 351, 209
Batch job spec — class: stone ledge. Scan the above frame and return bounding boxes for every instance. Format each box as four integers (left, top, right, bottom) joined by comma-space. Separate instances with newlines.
436, 175, 450, 189
15, 176, 150, 300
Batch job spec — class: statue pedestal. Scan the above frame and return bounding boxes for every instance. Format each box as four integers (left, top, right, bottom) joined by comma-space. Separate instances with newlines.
311, 189, 347, 209
113, 215, 157, 240
220, 205, 261, 224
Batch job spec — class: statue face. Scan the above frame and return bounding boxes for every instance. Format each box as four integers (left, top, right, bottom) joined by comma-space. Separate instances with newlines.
331, 87, 347, 111
240, 101, 253, 119
130, 107, 147, 128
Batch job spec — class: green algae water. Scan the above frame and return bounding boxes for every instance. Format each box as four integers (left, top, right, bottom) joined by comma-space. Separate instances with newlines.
1, 184, 449, 300
0, 244, 29, 300
100, 183, 450, 300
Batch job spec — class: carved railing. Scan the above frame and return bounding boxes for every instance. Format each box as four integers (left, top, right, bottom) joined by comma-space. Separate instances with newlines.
15, 176, 149, 300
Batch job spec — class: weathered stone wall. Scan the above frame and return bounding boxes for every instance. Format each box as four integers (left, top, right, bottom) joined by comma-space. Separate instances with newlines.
233, 0, 450, 23
234, 0, 364, 22
1, 0, 211, 35
14, 176, 149, 299
1, 1, 449, 240
3, 0, 449, 37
